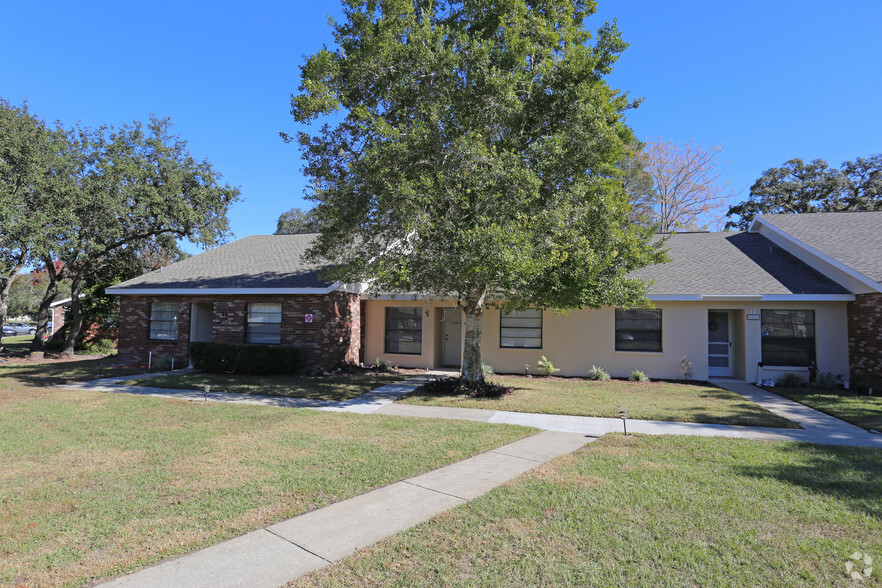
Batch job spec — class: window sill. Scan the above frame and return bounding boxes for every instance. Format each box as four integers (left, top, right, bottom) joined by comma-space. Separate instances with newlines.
613, 350, 664, 356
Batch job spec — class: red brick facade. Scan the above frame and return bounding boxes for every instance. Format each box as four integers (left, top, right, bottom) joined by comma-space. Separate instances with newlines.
847, 292, 882, 389
117, 291, 361, 373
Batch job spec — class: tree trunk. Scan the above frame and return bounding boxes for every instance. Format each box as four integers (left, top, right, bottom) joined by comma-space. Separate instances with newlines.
460, 288, 487, 383
61, 275, 83, 356
0, 252, 27, 334
29, 257, 63, 354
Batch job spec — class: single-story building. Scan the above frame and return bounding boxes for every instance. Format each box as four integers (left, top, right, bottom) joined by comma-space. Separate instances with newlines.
107, 211, 882, 385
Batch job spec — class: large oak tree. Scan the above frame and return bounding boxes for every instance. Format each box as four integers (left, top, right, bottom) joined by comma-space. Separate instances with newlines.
290, 0, 665, 382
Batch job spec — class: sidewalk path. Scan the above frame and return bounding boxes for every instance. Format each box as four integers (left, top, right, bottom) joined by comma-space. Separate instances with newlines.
100, 431, 591, 588
63, 373, 882, 448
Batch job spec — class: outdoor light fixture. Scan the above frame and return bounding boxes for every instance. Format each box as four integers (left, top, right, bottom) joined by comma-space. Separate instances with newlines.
620, 410, 629, 436
204, 385, 210, 401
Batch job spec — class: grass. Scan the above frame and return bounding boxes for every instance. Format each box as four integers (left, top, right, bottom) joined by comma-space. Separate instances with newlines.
292, 435, 882, 587
0, 361, 532, 587
0, 334, 36, 353
771, 387, 882, 432
399, 375, 797, 428
122, 371, 409, 401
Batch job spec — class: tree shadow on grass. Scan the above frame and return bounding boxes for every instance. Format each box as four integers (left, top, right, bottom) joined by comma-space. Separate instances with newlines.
0, 356, 141, 388
735, 442, 882, 521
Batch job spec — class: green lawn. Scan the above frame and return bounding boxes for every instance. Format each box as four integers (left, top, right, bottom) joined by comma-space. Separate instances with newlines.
771, 387, 882, 432
0, 334, 35, 353
399, 375, 797, 428
122, 371, 409, 401
0, 375, 532, 587
293, 435, 882, 587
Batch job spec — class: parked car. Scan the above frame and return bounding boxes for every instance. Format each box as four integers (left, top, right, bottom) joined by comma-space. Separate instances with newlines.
1, 325, 16, 337
4, 322, 36, 336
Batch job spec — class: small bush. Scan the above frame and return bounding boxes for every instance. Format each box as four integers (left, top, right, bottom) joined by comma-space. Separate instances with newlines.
537, 356, 560, 377
680, 356, 693, 380
190, 342, 302, 375
777, 373, 805, 388
587, 365, 610, 381
152, 356, 174, 371
815, 372, 840, 391
44, 339, 64, 352
371, 357, 395, 372
628, 369, 649, 382
481, 363, 495, 376
76, 338, 117, 355
420, 376, 512, 399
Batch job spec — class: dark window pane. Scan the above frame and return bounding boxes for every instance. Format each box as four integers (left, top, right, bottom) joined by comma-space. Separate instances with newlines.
247, 303, 282, 344
149, 302, 178, 340
385, 307, 422, 354
615, 309, 662, 352
761, 310, 815, 366
500, 309, 542, 348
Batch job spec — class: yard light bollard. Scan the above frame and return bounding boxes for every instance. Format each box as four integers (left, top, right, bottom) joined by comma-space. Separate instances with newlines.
204, 385, 210, 402
620, 410, 628, 436
524, 364, 530, 377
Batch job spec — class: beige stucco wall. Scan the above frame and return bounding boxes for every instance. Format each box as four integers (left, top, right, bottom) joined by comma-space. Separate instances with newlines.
363, 299, 850, 383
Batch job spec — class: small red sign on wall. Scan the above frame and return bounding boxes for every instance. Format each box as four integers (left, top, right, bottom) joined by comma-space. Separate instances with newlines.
304, 313, 314, 323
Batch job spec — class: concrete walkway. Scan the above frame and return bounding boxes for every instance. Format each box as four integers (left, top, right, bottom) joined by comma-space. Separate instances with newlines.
64, 373, 882, 448
100, 431, 592, 588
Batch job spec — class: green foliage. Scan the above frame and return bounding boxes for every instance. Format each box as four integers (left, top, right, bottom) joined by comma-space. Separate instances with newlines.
189, 342, 303, 375
275, 207, 321, 234
726, 155, 882, 229
537, 356, 560, 377
151, 356, 174, 371
777, 372, 805, 388
289, 0, 667, 382
420, 376, 512, 399
371, 356, 394, 372
627, 369, 649, 382
775, 372, 805, 388
8, 270, 71, 317
587, 365, 610, 381
481, 363, 495, 377
814, 372, 841, 391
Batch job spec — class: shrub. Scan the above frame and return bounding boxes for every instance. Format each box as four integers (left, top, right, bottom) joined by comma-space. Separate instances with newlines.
420, 376, 512, 399
152, 356, 174, 371
44, 339, 64, 352
680, 356, 693, 380
371, 357, 395, 372
628, 369, 649, 382
537, 356, 560, 377
587, 365, 610, 381
776, 372, 805, 388
815, 372, 840, 391
481, 363, 495, 376
189, 342, 302, 375
76, 338, 117, 355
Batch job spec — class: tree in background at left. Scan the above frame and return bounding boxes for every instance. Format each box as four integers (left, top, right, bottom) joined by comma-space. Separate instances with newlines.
0, 99, 64, 334
275, 206, 321, 234
30, 117, 240, 355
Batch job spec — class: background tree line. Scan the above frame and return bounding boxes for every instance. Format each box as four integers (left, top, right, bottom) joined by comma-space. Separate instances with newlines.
0, 98, 239, 355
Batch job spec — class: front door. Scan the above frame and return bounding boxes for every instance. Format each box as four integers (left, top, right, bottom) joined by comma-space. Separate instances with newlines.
707, 310, 732, 377
190, 303, 213, 343
443, 308, 463, 367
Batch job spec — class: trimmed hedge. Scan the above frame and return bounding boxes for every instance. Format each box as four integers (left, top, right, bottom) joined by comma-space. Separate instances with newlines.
189, 341, 303, 375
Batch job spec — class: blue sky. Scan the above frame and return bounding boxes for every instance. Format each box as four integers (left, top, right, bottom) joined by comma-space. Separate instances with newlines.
2, 1, 880, 252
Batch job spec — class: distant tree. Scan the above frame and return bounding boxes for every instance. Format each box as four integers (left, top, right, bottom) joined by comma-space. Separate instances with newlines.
290, 0, 665, 383
78, 235, 190, 339
619, 142, 657, 225
725, 156, 882, 229
638, 138, 734, 232
0, 98, 63, 330
29, 117, 240, 355
8, 267, 71, 318
275, 207, 321, 234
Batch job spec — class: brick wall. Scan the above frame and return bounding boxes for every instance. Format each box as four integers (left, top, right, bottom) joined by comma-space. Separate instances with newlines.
117, 292, 361, 372
847, 292, 882, 389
